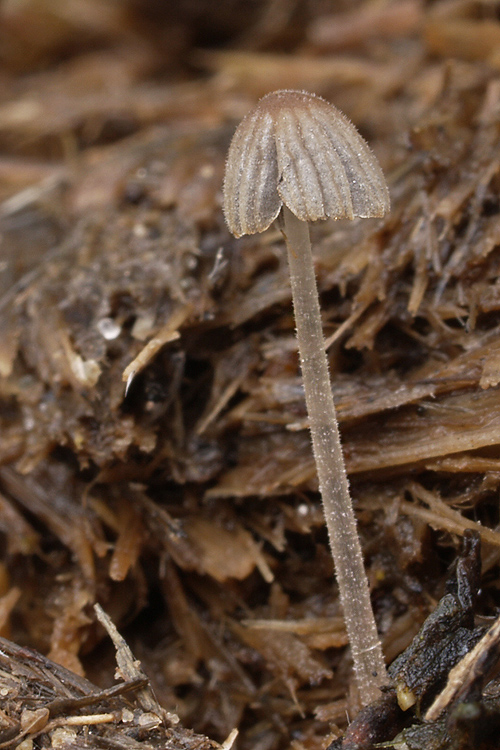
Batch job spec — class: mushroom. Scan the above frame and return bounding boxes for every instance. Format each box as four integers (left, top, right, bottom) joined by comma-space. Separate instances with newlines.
223, 90, 390, 704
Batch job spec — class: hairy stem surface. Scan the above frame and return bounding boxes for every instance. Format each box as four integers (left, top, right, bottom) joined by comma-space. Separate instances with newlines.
281, 205, 387, 704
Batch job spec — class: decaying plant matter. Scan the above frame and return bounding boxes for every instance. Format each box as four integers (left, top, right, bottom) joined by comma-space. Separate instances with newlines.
0, 604, 222, 750
330, 532, 500, 750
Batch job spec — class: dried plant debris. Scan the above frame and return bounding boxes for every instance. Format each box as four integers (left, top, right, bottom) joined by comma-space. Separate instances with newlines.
0, 614, 221, 750
330, 532, 500, 750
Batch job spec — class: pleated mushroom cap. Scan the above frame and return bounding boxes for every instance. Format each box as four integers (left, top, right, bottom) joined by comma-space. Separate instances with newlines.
223, 89, 390, 238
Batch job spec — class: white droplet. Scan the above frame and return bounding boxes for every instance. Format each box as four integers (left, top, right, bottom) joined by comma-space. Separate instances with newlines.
97, 317, 121, 340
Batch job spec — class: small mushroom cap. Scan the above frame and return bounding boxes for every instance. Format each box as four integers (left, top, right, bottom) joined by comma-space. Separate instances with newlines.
223, 89, 390, 238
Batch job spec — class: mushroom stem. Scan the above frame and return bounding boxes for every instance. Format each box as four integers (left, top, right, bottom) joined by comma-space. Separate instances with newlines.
281, 204, 387, 703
